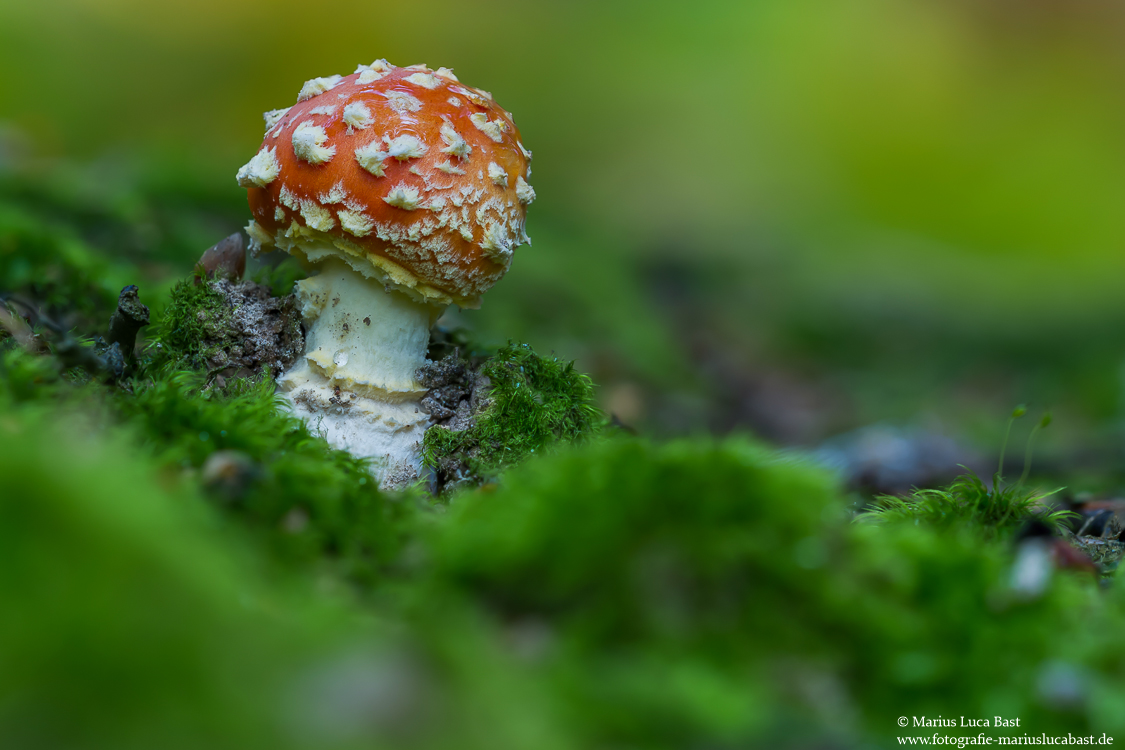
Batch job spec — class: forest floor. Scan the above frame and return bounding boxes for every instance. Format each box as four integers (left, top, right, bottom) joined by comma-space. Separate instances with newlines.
3, 146, 1125, 749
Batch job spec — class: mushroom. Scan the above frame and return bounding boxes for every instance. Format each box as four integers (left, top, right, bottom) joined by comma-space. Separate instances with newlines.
236, 60, 535, 489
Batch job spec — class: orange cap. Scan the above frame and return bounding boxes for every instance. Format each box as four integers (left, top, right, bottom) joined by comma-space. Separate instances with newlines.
238, 61, 534, 308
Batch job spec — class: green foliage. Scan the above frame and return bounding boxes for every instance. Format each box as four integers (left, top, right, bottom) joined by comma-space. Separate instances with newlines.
465, 233, 693, 390
862, 470, 1074, 538
145, 279, 233, 370
422, 343, 603, 482
0, 148, 245, 270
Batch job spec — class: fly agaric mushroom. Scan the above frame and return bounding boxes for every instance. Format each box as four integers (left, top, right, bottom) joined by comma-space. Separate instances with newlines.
236, 60, 534, 488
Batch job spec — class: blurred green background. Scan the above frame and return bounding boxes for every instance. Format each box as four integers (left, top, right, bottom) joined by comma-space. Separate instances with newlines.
8, 3, 1125, 747
4, 0, 1125, 467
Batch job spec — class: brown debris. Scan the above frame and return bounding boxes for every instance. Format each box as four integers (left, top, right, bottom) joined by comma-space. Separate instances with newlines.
1066, 536, 1125, 573
1050, 539, 1100, 574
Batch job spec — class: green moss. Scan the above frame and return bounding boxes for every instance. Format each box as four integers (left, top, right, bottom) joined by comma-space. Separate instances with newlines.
145, 280, 234, 371
7, 155, 1125, 748
422, 438, 1123, 746
459, 229, 693, 390
861, 470, 1075, 538
0, 409, 305, 750
115, 369, 416, 585
422, 343, 603, 485
0, 345, 64, 403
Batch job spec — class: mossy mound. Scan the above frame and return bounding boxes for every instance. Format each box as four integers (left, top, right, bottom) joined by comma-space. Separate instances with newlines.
0, 412, 306, 750
148, 278, 302, 377
113, 370, 416, 585
422, 438, 1125, 745
420, 343, 603, 491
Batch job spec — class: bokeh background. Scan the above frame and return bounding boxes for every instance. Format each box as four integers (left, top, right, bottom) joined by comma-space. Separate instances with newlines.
9, 3, 1125, 747
4, 0, 1125, 482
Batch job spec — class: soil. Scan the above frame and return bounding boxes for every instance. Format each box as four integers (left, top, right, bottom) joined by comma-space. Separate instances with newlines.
416, 352, 493, 494
204, 279, 303, 379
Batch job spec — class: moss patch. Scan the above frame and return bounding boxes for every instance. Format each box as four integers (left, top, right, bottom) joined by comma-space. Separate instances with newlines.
423, 438, 1125, 746
147, 278, 302, 378
861, 470, 1075, 539
114, 369, 415, 584
147, 279, 232, 370
420, 342, 603, 491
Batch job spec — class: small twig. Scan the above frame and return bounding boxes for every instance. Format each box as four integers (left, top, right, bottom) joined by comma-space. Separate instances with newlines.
107, 285, 150, 359
0, 290, 144, 382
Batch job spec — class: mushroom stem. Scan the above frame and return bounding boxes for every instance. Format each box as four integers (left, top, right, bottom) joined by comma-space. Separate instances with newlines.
277, 258, 441, 489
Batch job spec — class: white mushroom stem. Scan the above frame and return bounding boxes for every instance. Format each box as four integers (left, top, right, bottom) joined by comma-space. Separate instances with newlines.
277, 257, 443, 489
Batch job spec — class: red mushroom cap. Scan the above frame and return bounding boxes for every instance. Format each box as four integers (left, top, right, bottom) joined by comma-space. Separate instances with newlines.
237, 61, 534, 308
